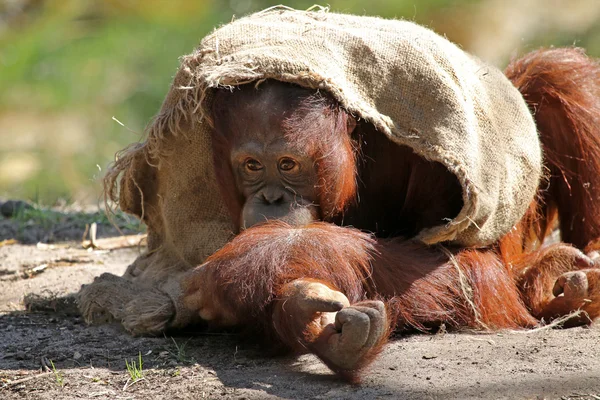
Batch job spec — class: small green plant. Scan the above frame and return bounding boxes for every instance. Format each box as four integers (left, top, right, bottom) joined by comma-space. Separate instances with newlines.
13, 206, 61, 230
169, 337, 194, 364
6, 201, 146, 243
125, 352, 144, 382
49, 360, 64, 387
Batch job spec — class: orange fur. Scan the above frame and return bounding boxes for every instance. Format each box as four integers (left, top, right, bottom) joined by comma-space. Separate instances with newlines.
505, 48, 600, 249
502, 48, 600, 323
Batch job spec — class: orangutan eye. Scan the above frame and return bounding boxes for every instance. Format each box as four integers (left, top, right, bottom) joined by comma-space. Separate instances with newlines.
245, 159, 263, 172
279, 158, 297, 172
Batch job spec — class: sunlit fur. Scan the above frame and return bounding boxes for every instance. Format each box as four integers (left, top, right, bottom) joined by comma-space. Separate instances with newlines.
500, 48, 600, 322
505, 48, 600, 249
201, 222, 374, 327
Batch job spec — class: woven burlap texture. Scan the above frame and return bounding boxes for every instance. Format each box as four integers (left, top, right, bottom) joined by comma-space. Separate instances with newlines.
108, 7, 542, 286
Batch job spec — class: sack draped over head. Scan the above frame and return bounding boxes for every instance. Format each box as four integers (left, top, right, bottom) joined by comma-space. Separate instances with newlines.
107, 8, 541, 289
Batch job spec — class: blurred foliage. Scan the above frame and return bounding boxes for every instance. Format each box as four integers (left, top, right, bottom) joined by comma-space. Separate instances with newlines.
0, 0, 222, 204
0, 0, 599, 204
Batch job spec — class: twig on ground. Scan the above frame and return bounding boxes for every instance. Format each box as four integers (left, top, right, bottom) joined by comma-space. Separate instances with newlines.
508, 310, 586, 334
1, 372, 53, 388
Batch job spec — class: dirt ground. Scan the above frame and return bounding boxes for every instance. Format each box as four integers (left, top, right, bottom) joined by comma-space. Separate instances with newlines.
1, 217, 600, 399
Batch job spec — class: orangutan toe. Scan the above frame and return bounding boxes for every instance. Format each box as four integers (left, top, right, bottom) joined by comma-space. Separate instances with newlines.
552, 270, 589, 299
540, 269, 600, 325
290, 280, 350, 314
312, 300, 388, 372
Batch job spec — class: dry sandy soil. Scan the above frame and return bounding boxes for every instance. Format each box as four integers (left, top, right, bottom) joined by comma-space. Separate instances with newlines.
1, 214, 600, 400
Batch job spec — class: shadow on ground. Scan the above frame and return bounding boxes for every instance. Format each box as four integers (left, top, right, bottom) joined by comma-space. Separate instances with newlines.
2, 298, 600, 400
0, 300, 420, 399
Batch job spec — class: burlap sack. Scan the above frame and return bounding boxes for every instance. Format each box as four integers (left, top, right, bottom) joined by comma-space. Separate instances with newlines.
86, 7, 542, 331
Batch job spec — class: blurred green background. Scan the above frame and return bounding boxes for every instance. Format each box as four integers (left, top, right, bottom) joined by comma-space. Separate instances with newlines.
1, 0, 600, 206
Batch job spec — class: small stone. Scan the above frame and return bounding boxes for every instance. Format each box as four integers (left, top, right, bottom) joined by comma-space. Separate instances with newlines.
73, 351, 82, 360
